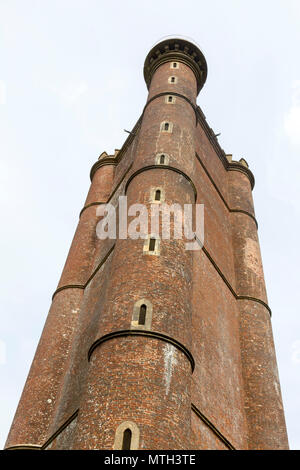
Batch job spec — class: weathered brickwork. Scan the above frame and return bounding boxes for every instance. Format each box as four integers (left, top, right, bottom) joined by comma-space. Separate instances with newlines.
5, 288, 83, 447
5, 37, 289, 450
191, 411, 229, 450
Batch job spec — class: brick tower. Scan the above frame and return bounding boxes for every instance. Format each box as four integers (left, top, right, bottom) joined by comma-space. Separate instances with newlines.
5, 38, 289, 450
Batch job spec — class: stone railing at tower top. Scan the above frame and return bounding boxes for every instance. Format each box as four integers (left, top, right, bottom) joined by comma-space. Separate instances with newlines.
144, 37, 208, 95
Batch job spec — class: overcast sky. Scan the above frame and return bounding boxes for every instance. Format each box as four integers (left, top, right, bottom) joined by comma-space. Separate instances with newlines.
0, 0, 300, 450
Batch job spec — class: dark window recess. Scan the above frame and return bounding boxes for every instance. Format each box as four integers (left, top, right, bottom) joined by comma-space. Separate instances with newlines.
160, 155, 165, 164
149, 238, 156, 252
168, 96, 173, 102
164, 123, 169, 131
173, 62, 177, 68
138, 305, 147, 325
122, 428, 132, 450
171, 77, 175, 83
155, 190, 161, 201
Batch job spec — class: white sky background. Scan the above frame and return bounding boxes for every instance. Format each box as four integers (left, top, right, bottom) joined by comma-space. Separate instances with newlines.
0, 0, 300, 449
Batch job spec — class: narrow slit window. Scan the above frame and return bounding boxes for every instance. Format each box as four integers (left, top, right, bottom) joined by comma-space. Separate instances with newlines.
122, 428, 132, 450
149, 238, 156, 252
164, 122, 169, 131
165, 95, 176, 105
168, 76, 177, 84
114, 421, 140, 450
173, 62, 177, 68
155, 190, 161, 201
155, 153, 169, 165
138, 305, 147, 325
143, 235, 160, 256
131, 300, 153, 330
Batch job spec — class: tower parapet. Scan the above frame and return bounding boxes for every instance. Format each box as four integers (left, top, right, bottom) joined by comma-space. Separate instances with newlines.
144, 37, 207, 94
